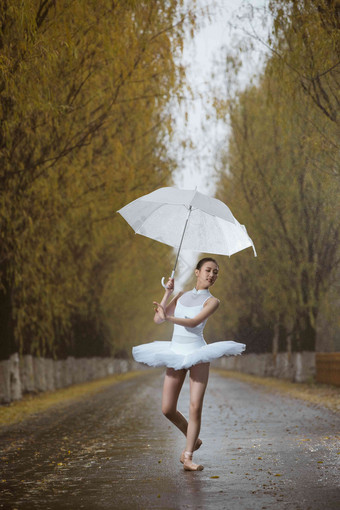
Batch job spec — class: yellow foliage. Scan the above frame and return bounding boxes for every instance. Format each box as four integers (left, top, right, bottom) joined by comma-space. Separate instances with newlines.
212, 1, 340, 352
0, 0, 198, 358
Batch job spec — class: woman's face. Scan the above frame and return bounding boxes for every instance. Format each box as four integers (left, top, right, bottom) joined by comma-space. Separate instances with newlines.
195, 261, 219, 288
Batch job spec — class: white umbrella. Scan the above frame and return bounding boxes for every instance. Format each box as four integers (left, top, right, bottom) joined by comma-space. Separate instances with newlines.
117, 187, 256, 287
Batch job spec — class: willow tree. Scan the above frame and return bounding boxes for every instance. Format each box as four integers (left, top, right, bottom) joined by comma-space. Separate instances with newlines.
212, 41, 339, 353
0, 0, 196, 358
268, 0, 340, 128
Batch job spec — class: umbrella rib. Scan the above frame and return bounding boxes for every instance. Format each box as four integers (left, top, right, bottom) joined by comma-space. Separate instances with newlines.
172, 205, 193, 274
134, 203, 164, 235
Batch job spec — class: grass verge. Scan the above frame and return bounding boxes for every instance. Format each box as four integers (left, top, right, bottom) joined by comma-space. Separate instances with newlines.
212, 369, 340, 414
0, 371, 147, 428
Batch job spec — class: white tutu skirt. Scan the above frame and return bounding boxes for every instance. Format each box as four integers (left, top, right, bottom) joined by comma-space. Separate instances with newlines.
132, 337, 246, 371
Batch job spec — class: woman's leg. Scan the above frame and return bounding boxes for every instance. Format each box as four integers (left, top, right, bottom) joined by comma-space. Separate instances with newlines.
162, 367, 188, 436
185, 362, 210, 454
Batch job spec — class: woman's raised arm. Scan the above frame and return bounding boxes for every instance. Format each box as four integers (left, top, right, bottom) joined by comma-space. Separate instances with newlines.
153, 278, 183, 324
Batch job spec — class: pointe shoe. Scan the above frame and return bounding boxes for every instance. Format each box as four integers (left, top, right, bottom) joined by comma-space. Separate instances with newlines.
183, 451, 204, 471
180, 438, 202, 464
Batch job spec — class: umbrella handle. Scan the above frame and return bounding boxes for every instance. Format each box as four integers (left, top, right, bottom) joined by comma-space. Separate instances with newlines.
161, 271, 175, 289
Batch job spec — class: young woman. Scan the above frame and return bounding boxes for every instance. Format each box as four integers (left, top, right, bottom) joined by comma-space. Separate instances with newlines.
132, 258, 245, 471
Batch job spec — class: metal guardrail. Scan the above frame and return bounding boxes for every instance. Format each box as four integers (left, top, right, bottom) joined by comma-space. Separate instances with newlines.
315, 353, 340, 387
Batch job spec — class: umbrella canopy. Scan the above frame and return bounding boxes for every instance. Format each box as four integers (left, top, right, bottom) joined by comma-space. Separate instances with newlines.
117, 187, 257, 258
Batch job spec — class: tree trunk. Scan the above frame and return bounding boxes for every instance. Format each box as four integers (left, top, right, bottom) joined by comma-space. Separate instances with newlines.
0, 264, 15, 360
293, 311, 316, 352
272, 322, 279, 356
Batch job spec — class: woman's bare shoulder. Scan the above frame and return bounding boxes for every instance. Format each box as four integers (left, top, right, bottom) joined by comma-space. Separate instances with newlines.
204, 296, 220, 307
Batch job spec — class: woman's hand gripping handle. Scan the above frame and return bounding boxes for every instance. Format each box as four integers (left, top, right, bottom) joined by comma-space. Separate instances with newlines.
161, 270, 175, 289
153, 276, 174, 324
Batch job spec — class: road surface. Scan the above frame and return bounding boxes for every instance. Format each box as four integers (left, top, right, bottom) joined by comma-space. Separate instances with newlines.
0, 370, 339, 509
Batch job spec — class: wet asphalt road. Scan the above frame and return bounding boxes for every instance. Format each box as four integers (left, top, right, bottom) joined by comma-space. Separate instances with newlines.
0, 370, 339, 510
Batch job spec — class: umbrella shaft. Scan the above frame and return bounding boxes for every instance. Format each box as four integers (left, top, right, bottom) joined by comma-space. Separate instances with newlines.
172, 205, 192, 274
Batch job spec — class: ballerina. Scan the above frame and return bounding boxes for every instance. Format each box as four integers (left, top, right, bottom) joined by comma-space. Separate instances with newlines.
132, 257, 245, 471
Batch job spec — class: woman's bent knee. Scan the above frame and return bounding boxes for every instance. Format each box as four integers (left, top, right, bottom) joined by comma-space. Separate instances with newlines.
162, 406, 176, 420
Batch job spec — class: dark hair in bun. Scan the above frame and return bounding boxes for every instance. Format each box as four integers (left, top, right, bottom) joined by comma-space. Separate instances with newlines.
195, 257, 219, 270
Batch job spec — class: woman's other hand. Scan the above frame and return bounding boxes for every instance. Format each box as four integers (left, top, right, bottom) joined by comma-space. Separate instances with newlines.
153, 301, 167, 321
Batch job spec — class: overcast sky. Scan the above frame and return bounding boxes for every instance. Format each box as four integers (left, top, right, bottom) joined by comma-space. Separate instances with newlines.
172, 0, 270, 194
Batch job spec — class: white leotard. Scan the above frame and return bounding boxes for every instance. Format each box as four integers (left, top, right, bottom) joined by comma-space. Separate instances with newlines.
171, 289, 212, 355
